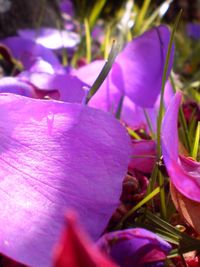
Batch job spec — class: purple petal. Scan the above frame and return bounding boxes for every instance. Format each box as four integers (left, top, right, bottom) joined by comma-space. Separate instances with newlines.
0, 93, 131, 266
112, 25, 174, 108
18, 72, 86, 103
28, 58, 56, 74
0, 77, 35, 97
18, 28, 79, 50
1, 37, 62, 71
97, 228, 171, 267
161, 92, 200, 202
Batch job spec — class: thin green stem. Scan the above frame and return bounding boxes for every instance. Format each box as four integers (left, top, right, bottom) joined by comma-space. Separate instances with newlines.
192, 122, 200, 160
158, 171, 167, 219
143, 109, 155, 138
85, 41, 120, 104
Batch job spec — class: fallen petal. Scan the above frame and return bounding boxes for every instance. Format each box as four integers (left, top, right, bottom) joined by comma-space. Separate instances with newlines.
0, 93, 131, 266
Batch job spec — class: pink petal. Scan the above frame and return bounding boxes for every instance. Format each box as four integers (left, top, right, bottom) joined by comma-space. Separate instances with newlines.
161, 92, 200, 202
129, 140, 156, 173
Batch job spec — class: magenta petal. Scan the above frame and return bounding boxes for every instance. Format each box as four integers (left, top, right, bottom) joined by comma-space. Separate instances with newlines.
161, 92, 200, 202
97, 228, 171, 267
1, 37, 62, 71
0, 94, 131, 266
112, 25, 174, 108
129, 140, 156, 173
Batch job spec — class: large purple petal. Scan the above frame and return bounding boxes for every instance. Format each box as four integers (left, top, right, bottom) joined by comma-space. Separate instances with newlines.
161, 92, 200, 202
0, 37, 63, 71
97, 228, 171, 267
18, 28, 79, 50
0, 93, 131, 266
112, 25, 174, 108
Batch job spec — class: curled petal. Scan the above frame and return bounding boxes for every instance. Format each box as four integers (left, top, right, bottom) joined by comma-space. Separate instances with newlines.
97, 228, 171, 267
0, 93, 131, 266
161, 92, 200, 202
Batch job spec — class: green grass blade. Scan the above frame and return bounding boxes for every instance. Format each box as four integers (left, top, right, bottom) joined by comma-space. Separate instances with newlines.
85, 41, 120, 104
88, 0, 107, 28
191, 122, 200, 160
115, 187, 160, 230
84, 18, 91, 63
134, 0, 151, 33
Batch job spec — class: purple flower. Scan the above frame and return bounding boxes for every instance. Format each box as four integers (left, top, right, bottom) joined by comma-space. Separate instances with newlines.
97, 228, 171, 267
0, 37, 63, 71
59, 0, 74, 17
186, 23, 200, 39
18, 28, 79, 50
161, 92, 200, 233
18, 71, 86, 102
0, 93, 131, 266
75, 25, 174, 106
0, 77, 35, 97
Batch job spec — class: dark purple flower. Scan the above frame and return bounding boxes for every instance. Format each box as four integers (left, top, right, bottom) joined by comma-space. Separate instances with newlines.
59, 0, 74, 17
186, 23, 200, 39
97, 228, 171, 267
0, 93, 131, 266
